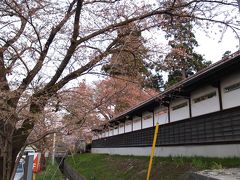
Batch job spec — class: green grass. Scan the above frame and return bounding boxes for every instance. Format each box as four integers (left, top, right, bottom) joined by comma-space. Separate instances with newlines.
66, 153, 240, 180
36, 160, 63, 180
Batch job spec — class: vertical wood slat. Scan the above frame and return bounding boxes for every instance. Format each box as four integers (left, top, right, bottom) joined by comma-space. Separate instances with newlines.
218, 82, 223, 110
189, 98, 192, 118
168, 104, 170, 123
153, 111, 155, 126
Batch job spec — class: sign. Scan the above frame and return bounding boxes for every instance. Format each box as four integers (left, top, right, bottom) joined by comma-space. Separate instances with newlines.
33, 153, 41, 173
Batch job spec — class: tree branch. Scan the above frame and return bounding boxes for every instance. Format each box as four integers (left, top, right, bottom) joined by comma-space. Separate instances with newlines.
49, 38, 119, 93
16, 0, 77, 95
43, 0, 84, 89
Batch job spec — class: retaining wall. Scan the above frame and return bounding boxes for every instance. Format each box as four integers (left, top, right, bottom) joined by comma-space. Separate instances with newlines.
64, 161, 85, 180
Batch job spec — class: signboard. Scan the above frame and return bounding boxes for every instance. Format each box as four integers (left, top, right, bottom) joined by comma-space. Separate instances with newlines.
33, 153, 41, 173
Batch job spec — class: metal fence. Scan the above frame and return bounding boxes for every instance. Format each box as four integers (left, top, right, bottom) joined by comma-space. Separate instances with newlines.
92, 106, 240, 148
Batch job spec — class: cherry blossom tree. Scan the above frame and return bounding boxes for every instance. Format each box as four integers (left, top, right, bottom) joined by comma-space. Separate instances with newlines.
0, 0, 239, 179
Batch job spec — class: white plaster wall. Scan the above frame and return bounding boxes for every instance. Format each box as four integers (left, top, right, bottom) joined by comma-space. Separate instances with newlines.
92, 144, 240, 157
119, 124, 124, 134
92, 135, 97, 140
221, 71, 240, 109
133, 116, 141, 131
104, 131, 108, 137
113, 128, 118, 135
142, 112, 153, 129
109, 129, 114, 136
191, 85, 220, 117
101, 132, 105, 138
154, 106, 168, 125
125, 120, 132, 133
170, 98, 189, 122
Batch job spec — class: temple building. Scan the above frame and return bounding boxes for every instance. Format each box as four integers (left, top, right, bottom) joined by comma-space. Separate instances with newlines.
92, 51, 240, 157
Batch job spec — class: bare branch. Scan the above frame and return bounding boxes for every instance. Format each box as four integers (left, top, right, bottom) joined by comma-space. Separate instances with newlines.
43, 0, 84, 89
16, 0, 77, 95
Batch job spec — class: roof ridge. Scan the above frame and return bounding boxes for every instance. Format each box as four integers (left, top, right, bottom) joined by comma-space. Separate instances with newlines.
108, 50, 240, 123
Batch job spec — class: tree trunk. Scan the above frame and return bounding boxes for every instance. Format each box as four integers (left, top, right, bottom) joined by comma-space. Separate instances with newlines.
0, 119, 33, 180
0, 121, 14, 180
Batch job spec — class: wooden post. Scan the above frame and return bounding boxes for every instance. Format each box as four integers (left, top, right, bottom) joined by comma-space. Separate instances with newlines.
168, 104, 170, 123
218, 82, 223, 110
132, 119, 133, 131
189, 98, 192, 118
152, 111, 155, 126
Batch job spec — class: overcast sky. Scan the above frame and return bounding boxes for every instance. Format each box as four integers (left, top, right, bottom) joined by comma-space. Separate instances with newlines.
195, 29, 239, 63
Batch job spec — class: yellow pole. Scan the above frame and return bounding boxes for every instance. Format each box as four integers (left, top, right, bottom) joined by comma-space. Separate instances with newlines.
32, 173, 36, 180
146, 123, 159, 180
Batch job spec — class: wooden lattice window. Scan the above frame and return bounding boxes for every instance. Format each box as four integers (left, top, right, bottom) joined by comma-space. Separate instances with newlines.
193, 91, 216, 103
224, 82, 240, 93
172, 102, 188, 111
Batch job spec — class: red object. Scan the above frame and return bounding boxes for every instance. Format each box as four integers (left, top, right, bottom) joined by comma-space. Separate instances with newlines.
33, 154, 39, 173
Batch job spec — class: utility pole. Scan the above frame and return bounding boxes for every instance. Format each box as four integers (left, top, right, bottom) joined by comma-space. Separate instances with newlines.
52, 132, 56, 165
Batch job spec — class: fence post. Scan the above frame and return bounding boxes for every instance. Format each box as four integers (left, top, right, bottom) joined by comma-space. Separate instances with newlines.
23, 155, 34, 180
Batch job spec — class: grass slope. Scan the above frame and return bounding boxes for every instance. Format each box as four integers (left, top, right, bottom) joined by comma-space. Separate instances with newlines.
36, 160, 63, 180
66, 153, 240, 180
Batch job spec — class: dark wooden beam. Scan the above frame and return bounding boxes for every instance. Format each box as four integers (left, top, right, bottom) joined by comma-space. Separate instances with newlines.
132, 119, 133, 131
168, 104, 171, 123
189, 97, 192, 118
217, 82, 223, 110
212, 80, 223, 110
152, 111, 155, 126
